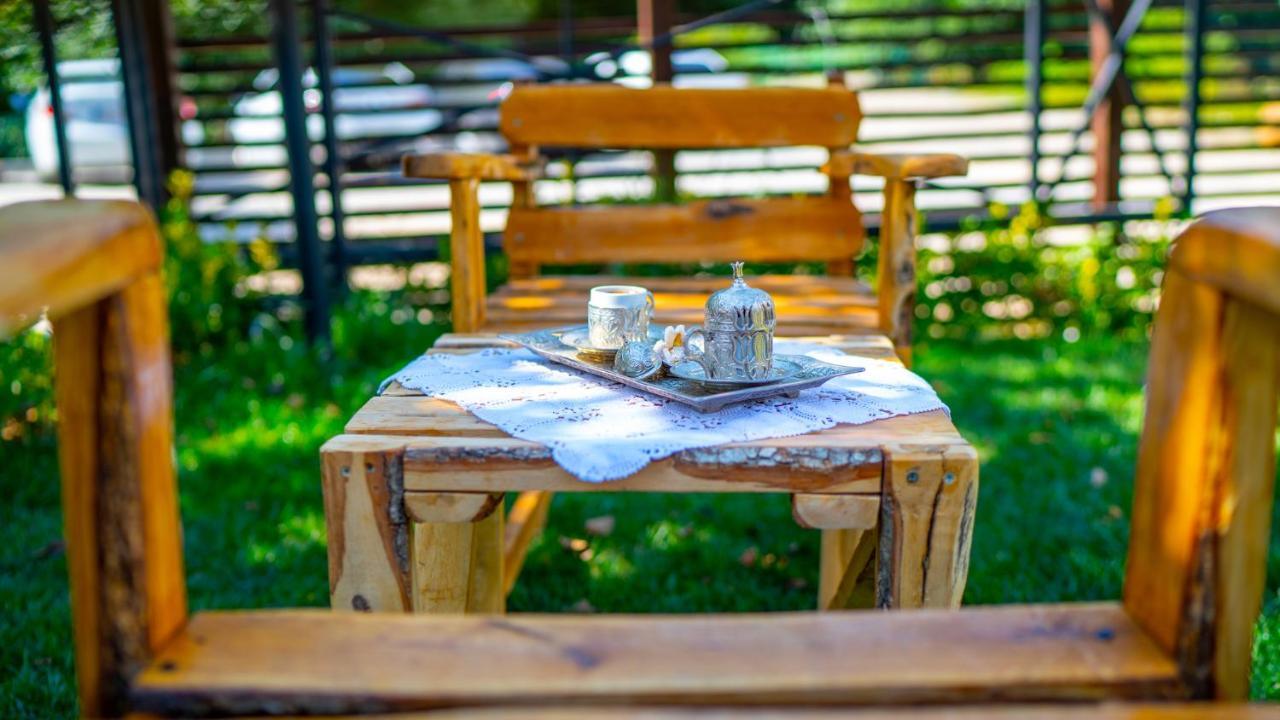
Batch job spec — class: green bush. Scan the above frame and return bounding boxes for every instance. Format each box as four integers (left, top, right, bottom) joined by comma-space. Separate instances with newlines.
914, 201, 1173, 343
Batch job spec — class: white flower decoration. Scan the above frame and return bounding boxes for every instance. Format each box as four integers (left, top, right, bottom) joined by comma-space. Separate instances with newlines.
653, 324, 688, 366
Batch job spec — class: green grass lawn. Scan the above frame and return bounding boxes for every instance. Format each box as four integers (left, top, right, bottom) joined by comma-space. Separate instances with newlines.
2, 311, 1278, 716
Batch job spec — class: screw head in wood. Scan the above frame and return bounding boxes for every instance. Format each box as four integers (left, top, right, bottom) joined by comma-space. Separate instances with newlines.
907, 470, 919, 484
943, 472, 956, 485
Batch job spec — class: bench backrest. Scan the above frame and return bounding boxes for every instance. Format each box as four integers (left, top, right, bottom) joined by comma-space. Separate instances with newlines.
496, 83, 864, 270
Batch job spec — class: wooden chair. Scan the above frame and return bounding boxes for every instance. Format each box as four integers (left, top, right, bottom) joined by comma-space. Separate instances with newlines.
401, 83, 966, 588
401, 82, 968, 366
5, 199, 1278, 717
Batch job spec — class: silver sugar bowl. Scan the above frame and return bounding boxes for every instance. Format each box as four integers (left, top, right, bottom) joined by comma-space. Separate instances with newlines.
685, 261, 776, 381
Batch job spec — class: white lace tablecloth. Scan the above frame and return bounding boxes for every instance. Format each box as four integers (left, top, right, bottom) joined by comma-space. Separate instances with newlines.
384, 341, 947, 482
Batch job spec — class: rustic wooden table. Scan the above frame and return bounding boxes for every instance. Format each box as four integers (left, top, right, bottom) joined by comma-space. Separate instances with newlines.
320, 331, 978, 614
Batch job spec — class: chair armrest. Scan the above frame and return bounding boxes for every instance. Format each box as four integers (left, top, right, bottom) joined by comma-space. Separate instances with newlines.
0, 200, 161, 337
832, 150, 968, 180
1171, 207, 1280, 316
402, 152, 543, 182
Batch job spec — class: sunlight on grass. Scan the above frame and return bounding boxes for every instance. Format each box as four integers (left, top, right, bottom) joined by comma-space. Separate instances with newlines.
645, 518, 698, 551
587, 548, 635, 583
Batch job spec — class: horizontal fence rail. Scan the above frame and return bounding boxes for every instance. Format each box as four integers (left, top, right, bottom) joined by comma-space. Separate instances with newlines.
163, 0, 1280, 278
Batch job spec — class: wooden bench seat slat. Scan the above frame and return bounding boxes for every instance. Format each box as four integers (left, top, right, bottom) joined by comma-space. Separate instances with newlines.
133, 603, 1179, 715
343, 705, 1280, 719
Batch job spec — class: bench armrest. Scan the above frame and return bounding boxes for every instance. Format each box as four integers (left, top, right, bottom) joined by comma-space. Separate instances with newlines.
0, 200, 161, 336
821, 152, 965, 365
402, 152, 544, 182
831, 150, 968, 180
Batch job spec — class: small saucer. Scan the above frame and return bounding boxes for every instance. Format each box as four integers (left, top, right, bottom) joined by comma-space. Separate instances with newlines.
558, 325, 662, 363
668, 357, 803, 391
559, 328, 623, 362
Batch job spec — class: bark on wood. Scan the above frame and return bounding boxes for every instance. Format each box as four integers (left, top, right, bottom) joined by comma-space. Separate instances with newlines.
877, 180, 919, 365
53, 273, 185, 717
878, 444, 978, 609
321, 438, 411, 612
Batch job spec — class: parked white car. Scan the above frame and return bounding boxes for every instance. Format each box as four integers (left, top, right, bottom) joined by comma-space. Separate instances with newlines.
226, 64, 442, 147
25, 59, 202, 181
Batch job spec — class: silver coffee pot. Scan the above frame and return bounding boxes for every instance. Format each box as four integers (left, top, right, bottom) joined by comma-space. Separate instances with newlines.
685, 261, 776, 381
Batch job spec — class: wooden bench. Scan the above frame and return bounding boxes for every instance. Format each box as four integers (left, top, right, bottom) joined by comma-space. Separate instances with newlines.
401, 82, 967, 365
4, 201, 1278, 717
400, 83, 967, 586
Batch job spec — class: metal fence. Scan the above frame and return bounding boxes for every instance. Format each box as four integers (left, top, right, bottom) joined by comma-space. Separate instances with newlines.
28, 0, 1280, 338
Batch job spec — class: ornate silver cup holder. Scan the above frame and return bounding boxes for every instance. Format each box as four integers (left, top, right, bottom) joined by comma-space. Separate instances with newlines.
499, 325, 863, 413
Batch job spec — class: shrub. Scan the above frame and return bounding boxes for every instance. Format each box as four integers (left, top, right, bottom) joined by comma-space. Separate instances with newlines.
913, 201, 1173, 343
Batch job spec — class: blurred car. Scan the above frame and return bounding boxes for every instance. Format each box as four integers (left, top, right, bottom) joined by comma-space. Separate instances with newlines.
585, 48, 747, 88
24, 59, 203, 180
226, 64, 443, 148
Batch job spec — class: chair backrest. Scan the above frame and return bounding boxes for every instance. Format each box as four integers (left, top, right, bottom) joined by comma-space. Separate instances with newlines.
1123, 207, 1280, 699
496, 83, 865, 271
0, 200, 185, 718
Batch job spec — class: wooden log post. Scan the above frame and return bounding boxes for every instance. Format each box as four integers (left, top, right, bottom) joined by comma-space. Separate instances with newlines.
878, 445, 979, 609
796, 493, 882, 610
877, 179, 919, 366
320, 436, 412, 612
53, 273, 187, 717
448, 177, 486, 333
405, 491, 506, 613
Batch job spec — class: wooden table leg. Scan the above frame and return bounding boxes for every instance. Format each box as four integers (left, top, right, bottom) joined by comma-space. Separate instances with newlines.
818, 529, 878, 609
409, 510, 505, 613
793, 494, 881, 610
320, 437, 411, 612
878, 445, 979, 609
402, 491, 505, 613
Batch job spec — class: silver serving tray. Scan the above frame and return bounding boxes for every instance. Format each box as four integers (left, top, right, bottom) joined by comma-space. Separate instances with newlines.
500, 325, 863, 412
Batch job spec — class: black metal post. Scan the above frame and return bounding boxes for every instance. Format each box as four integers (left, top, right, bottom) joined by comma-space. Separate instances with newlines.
559, 0, 575, 63
33, 0, 74, 195
269, 0, 331, 344
111, 0, 182, 210
1025, 0, 1046, 202
311, 0, 348, 293
1182, 0, 1206, 212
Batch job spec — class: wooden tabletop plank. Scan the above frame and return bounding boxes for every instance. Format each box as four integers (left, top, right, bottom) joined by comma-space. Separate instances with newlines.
133, 603, 1178, 715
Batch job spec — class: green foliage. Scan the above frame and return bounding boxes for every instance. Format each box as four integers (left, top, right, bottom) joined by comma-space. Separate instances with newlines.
161, 170, 283, 364
914, 201, 1171, 344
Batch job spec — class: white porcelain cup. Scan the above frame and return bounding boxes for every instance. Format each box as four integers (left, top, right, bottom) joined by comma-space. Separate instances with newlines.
587, 285, 654, 349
